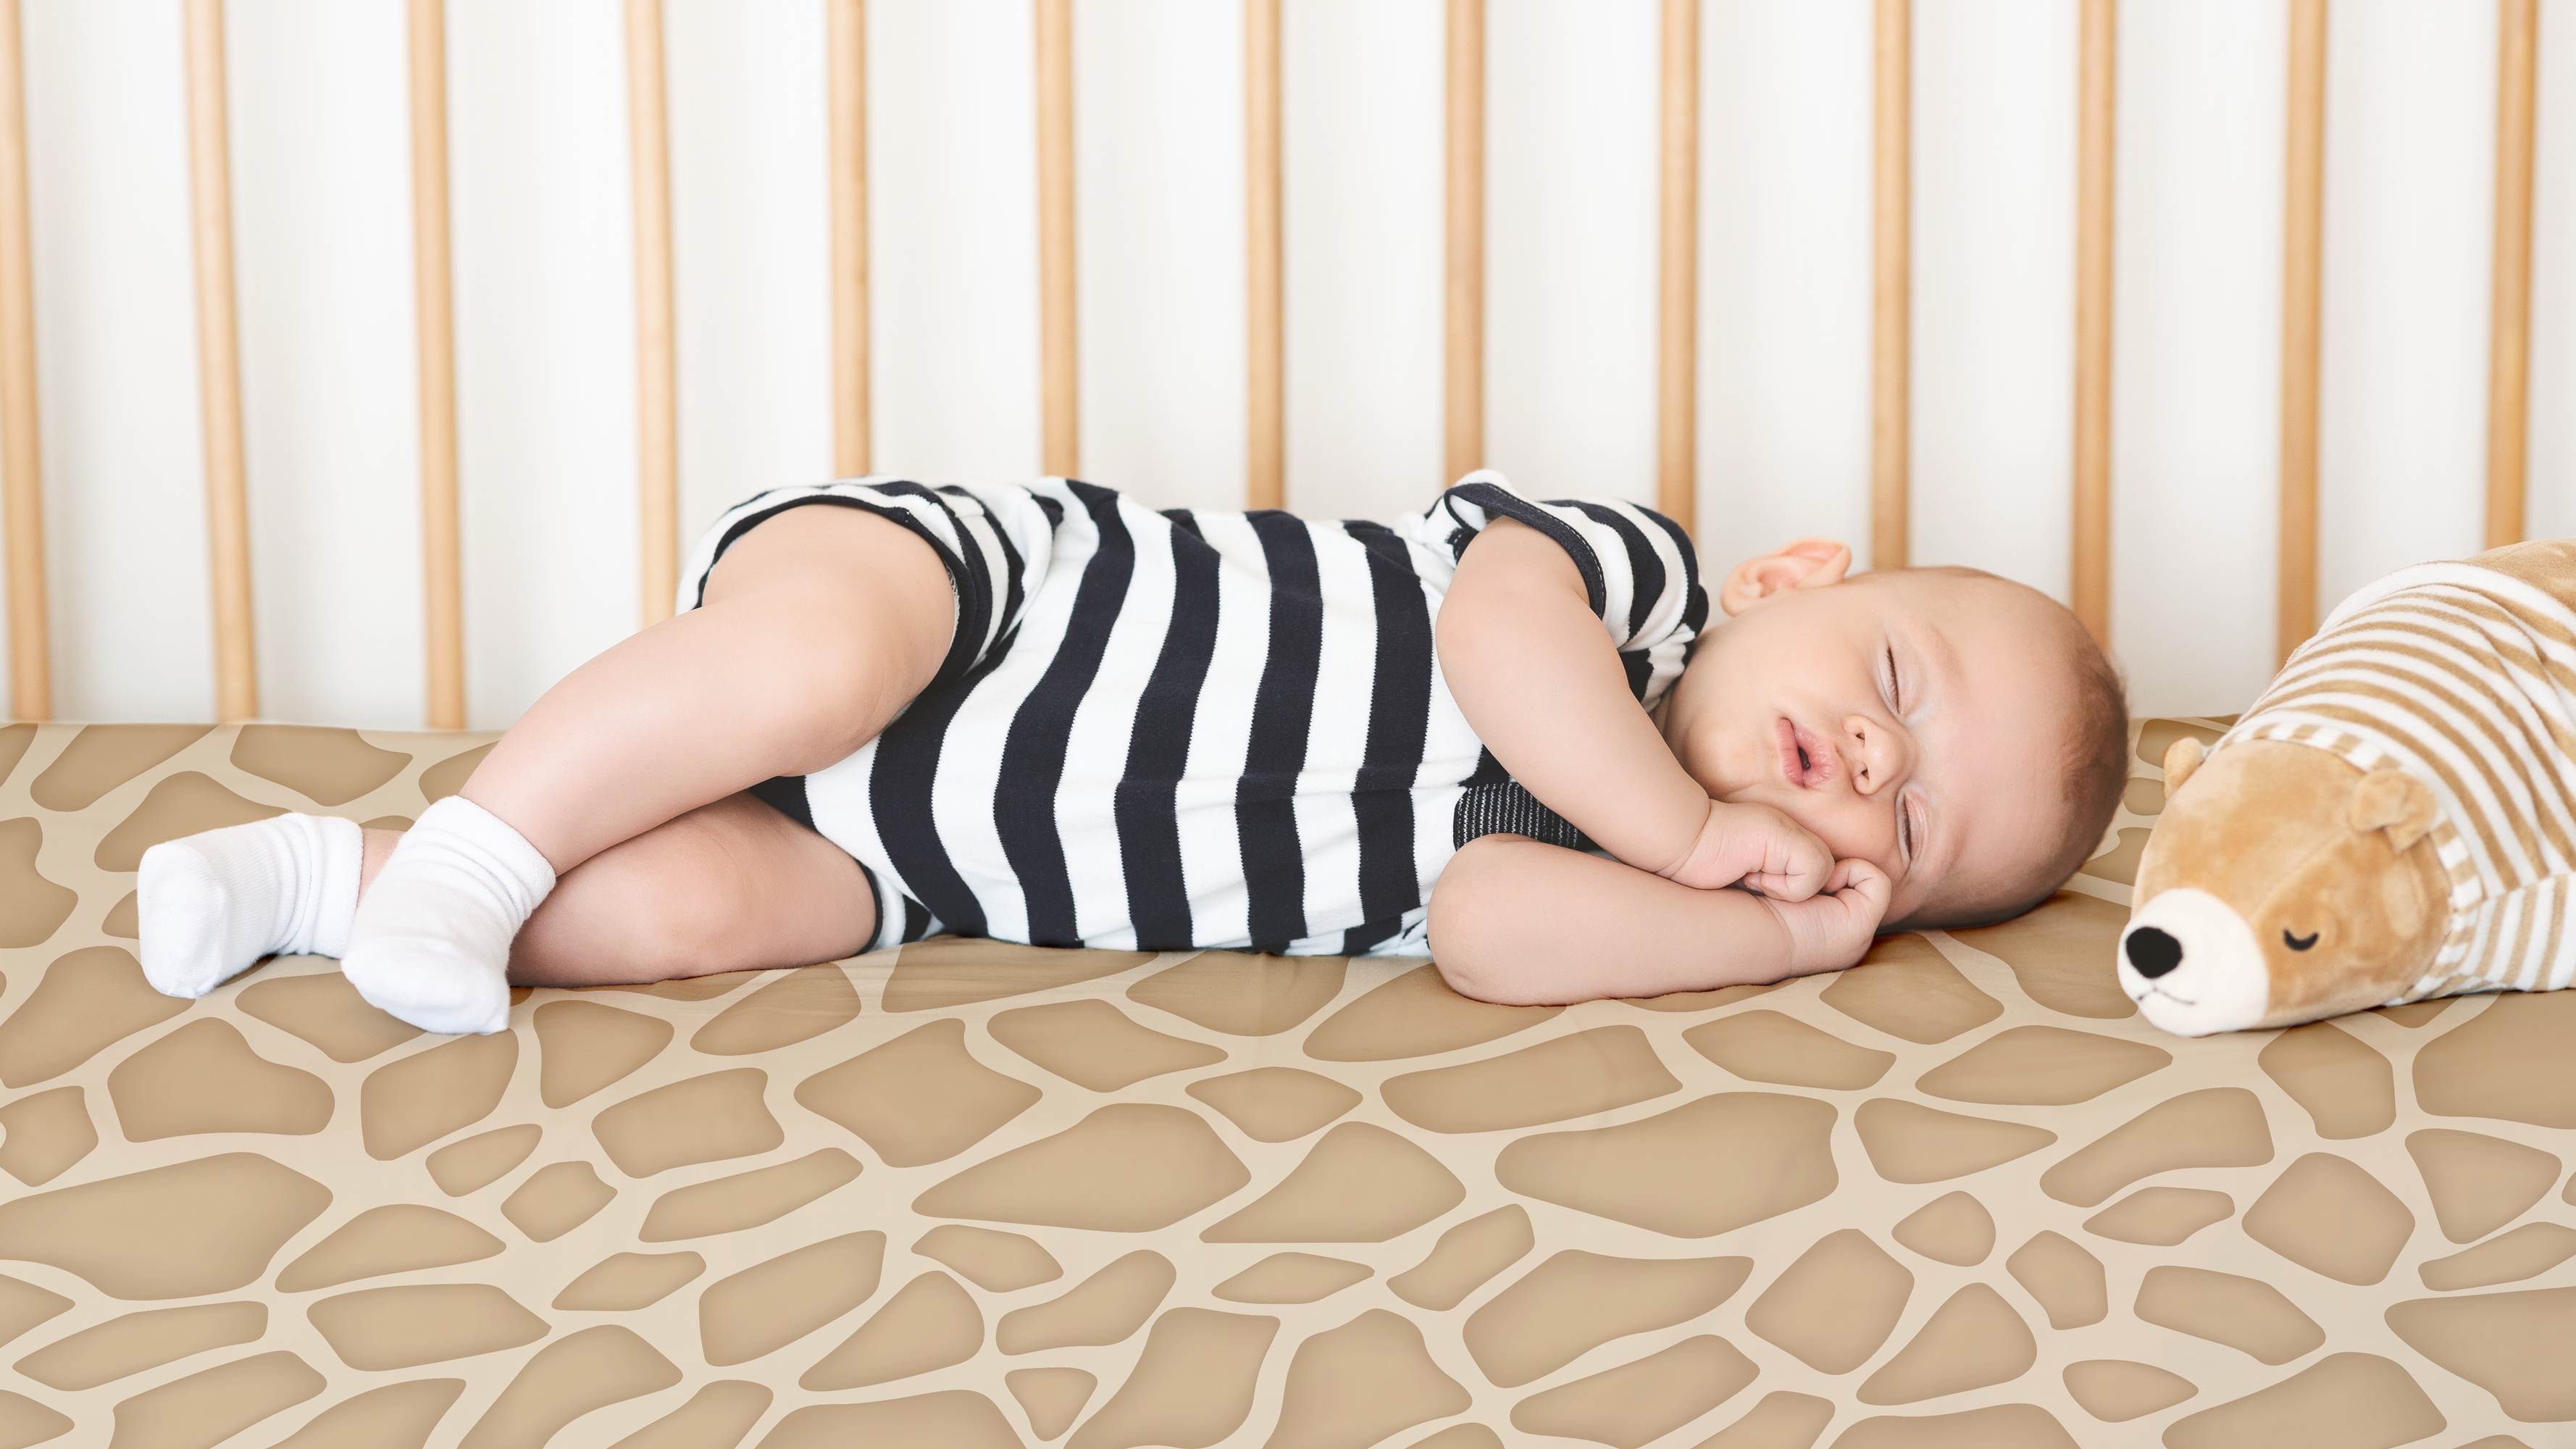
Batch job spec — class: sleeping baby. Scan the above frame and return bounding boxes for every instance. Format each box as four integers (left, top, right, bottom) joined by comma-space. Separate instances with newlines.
133, 472, 2128, 1033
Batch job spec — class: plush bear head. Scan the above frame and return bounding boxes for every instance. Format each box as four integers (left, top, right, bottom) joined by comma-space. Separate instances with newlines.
2117, 735, 2451, 1035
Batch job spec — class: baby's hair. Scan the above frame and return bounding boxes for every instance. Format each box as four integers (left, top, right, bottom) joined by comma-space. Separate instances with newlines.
1983, 601, 2128, 926
1868, 566, 2129, 931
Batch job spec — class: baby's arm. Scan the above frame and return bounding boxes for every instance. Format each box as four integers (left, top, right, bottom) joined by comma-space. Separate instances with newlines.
1428, 834, 1889, 1004
1439, 517, 1828, 896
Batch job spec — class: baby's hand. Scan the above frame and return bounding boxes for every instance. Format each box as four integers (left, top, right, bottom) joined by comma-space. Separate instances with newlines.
1661, 801, 1835, 898
1755, 856, 1891, 974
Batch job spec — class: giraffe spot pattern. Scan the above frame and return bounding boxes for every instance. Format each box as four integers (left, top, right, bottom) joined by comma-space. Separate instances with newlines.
2418, 1222, 2576, 1291
275, 1206, 503, 1292
228, 726, 411, 807
500, 1163, 616, 1243
0, 1088, 94, 1187
1855, 1282, 2034, 1405
1385, 1206, 1534, 1311
1462, 1250, 1749, 1387
2081, 1185, 2235, 1246
426, 1124, 543, 1197
1509, 1335, 1757, 1448
1182, 1066, 1359, 1143
995, 1252, 1173, 1356
1269, 1309, 1469, 1449
107, 1350, 323, 1448
0, 819, 75, 949
305, 1284, 547, 1371
2162, 1353, 2445, 1449
2061, 1358, 2196, 1423
551, 1252, 703, 1312
912, 1225, 1062, 1293
1003, 1366, 1093, 1440
0, 720, 2565, 1444
1062, 1307, 1274, 1449
108, 1019, 333, 1141
695, 1231, 885, 1366
12, 1300, 266, 1391
1889, 1191, 1995, 1266
2133, 1266, 2325, 1364
1208, 1252, 1370, 1305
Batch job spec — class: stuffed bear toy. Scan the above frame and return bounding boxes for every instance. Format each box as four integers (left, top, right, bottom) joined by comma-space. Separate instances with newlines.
2119, 538, 2576, 1035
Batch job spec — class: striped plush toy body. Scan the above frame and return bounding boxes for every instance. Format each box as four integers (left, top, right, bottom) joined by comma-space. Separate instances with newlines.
2118, 540, 2576, 1035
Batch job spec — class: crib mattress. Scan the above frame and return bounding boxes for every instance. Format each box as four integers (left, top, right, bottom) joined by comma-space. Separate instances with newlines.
1, 720, 2570, 1449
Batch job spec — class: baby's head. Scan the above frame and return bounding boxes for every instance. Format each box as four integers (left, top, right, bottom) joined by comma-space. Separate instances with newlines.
1656, 538, 2127, 930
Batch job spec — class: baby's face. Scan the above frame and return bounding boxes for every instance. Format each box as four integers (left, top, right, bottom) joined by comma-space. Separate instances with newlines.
1656, 569, 2076, 926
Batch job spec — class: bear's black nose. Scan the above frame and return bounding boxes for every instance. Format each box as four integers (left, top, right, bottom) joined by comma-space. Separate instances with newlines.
2125, 927, 2183, 979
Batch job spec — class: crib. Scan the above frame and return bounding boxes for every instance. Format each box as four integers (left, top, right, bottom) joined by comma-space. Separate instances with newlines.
3, 4, 2574, 1447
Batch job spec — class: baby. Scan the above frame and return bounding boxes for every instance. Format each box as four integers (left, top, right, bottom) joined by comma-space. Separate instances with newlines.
135, 472, 2128, 1032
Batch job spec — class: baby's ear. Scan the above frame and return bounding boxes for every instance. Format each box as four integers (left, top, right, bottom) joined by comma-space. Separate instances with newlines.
1718, 538, 1852, 616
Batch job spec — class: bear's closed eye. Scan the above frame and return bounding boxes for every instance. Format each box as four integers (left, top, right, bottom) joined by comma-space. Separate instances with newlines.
2283, 930, 2319, 951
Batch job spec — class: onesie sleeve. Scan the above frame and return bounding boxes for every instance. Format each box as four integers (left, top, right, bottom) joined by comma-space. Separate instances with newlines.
677, 478, 1056, 693
1432, 469, 1709, 704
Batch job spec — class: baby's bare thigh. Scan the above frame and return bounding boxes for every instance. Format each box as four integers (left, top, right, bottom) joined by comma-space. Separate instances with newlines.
506, 793, 875, 987
703, 503, 953, 657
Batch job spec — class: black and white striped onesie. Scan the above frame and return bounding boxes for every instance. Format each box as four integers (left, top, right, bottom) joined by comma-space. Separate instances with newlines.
677, 471, 1708, 956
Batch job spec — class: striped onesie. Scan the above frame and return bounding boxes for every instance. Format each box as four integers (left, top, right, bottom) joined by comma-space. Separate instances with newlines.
2222, 538, 2576, 1002
676, 472, 1708, 956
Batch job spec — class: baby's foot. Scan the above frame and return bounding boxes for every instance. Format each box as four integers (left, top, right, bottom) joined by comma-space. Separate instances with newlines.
138, 814, 362, 998
340, 796, 555, 1035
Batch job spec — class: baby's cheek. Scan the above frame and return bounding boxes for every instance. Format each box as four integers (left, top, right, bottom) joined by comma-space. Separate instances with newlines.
1782, 800, 1897, 872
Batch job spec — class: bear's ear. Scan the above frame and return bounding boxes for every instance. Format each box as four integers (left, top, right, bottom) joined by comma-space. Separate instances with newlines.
2163, 736, 2206, 792
2351, 762, 2440, 853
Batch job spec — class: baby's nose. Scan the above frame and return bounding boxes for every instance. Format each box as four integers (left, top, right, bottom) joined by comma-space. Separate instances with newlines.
1846, 715, 1907, 792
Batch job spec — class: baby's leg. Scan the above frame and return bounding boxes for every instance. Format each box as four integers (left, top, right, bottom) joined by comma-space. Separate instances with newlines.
341, 504, 954, 1029
354, 790, 876, 988
461, 503, 955, 869
138, 504, 951, 1029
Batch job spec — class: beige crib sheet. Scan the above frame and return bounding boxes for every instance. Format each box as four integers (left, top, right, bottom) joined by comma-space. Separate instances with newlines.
0, 719, 2570, 1449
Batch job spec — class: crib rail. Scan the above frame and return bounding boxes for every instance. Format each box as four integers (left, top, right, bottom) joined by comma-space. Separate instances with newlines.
1655, 0, 1697, 530
0, 0, 37, 721
2280, 0, 2327, 662
1871, 0, 1910, 578
2070, 0, 2112, 646
183, 0, 254, 722
626, 0, 676, 634
411, 0, 461, 729
2491, 0, 2541, 554
1246, 0, 1283, 511
0, 0, 2551, 724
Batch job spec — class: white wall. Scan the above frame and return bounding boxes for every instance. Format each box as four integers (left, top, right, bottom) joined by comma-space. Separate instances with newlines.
2, 0, 2569, 728
2109, 0, 2288, 722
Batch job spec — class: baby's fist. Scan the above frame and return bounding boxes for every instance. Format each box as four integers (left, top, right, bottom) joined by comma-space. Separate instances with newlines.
1664, 801, 1835, 900
1760, 856, 1891, 974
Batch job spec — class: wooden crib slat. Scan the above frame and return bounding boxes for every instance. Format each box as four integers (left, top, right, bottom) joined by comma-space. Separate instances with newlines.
2279, 0, 2326, 662
1445, 0, 1484, 488
186, 0, 257, 722
830, 0, 871, 479
627, 0, 677, 628
411, 0, 464, 730
1657, 0, 1699, 533
2072, 0, 2115, 648
0, 0, 46, 720
2487, 0, 2538, 549
1037, 0, 1077, 477
1872, 0, 1910, 570
1246, 0, 1283, 511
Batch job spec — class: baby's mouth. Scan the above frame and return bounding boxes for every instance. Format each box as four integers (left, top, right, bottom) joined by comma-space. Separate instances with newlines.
1774, 719, 1837, 788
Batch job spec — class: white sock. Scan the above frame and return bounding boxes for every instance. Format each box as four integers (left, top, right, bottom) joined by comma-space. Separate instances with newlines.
137, 813, 362, 998
340, 795, 555, 1035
